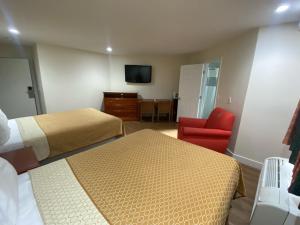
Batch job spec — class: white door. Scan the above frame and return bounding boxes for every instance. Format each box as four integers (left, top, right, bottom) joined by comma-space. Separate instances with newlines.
0, 58, 37, 119
177, 64, 204, 121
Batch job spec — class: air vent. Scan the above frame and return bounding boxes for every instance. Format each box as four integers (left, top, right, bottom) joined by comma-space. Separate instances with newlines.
264, 158, 281, 188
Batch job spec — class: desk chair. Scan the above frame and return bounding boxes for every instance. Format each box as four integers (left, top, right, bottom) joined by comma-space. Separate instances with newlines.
157, 100, 172, 121
140, 100, 155, 122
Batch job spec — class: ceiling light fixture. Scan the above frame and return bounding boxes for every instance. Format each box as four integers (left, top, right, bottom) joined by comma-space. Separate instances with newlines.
8, 28, 20, 35
275, 3, 290, 13
106, 47, 112, 52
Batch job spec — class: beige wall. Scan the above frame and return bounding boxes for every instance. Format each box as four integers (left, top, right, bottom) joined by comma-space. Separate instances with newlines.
186, 29, 258, 150
35, 44, 110, 113
235, 23, 300, 167
35, 44, 187, 113
108, 54, 187, 99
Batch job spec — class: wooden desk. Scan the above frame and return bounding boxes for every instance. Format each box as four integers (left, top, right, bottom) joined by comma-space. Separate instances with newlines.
0, 146, 40, 174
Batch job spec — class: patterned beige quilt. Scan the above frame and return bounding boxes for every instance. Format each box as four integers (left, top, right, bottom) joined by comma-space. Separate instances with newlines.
17, 108, 123, 160
29, 129, 245, 225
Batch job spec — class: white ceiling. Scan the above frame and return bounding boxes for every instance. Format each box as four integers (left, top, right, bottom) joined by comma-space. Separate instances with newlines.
0, 0, 299, 55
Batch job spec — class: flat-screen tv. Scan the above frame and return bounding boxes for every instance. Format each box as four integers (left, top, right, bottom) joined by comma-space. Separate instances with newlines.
125, 65, 152, 83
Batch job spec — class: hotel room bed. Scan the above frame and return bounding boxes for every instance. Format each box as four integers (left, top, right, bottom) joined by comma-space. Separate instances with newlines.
2, 129, 245, 225
0, 108, 123, 160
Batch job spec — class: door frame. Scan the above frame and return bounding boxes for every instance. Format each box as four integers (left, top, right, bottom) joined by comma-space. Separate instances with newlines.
0, 56, 42, 115
212, 58, 222, 110
198, 57, 223, 117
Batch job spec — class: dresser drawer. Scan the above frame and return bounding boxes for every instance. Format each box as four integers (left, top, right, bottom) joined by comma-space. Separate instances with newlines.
106, 109, 137, 114
107, 111, 138, 119
105, 104, 137, 111
105, 100, 137, 106
103, 93, 138, 121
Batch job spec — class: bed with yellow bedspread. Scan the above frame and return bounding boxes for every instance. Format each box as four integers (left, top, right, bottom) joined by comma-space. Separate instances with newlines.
29, 129, 245, 225
16, 108, 123, 160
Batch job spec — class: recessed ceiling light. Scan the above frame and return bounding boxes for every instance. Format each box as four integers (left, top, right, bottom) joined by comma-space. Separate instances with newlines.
106, 47, 112, 52
275, 3, 290, 13
8, 28, 20, 35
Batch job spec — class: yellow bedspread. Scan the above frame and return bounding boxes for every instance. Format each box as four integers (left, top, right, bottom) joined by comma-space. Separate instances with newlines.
34, 108, 122, 157
66, 129, 245, 225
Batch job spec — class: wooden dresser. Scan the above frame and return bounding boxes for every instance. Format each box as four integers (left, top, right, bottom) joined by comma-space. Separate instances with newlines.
103, 92, 138, 121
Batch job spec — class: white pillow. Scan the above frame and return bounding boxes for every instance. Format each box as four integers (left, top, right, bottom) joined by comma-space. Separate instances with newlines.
0, 157, 18, 225
0, 109, 8, 125
0, 109, 10, 145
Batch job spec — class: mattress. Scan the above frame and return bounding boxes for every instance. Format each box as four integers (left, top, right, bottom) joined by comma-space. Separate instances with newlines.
0, 119, 24, 153
28, 129, 245, 225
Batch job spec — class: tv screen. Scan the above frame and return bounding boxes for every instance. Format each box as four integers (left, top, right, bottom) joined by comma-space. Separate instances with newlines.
125, 65, 152, 83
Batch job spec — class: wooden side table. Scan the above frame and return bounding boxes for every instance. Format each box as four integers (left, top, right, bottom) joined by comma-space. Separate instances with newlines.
0, 146, 40, 174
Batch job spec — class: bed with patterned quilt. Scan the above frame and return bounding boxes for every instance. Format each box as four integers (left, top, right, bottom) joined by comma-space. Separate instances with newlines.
0, 108, 123, 160
0, 129, 245, 225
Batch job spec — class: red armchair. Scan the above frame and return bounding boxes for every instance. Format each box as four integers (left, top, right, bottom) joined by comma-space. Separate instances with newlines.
177, 107, 235, 154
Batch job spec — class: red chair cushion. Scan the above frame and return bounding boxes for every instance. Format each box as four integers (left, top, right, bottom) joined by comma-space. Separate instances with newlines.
178, 117, 207, 128
183, 127, 232, 138
205, 107, 235, 131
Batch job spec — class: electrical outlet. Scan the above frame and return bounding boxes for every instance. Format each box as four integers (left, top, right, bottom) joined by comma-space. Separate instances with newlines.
228, 97, 232, 104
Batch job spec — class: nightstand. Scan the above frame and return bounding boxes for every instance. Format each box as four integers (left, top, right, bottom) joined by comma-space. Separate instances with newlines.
0, 146, 40, 174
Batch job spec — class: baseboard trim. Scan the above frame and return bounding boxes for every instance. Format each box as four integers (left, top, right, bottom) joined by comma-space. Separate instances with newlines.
226, 148, 263, 170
